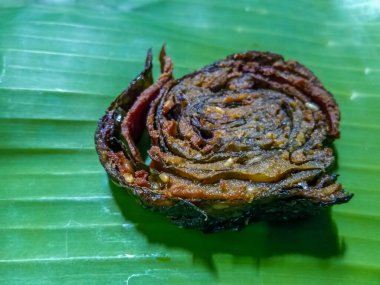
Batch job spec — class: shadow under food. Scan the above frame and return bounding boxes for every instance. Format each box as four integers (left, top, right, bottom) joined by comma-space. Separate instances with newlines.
110, 181, 345, 269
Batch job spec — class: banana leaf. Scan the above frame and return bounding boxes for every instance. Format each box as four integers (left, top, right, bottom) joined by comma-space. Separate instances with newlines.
1, 0, 379, 284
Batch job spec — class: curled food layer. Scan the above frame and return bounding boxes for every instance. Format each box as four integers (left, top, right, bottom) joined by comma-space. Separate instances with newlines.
95, 47, 352, 232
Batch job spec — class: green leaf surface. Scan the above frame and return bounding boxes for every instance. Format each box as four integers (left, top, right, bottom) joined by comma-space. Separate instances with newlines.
1, 0, 379, 284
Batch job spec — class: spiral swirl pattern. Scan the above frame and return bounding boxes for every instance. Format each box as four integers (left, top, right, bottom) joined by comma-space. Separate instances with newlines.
95, 48, 352, 232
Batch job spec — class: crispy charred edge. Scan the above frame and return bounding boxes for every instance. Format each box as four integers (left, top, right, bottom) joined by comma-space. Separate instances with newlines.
127, 181, 352, 233
95, 49, 153, 183
94, 46, 173, 185
226, 51, 341, 138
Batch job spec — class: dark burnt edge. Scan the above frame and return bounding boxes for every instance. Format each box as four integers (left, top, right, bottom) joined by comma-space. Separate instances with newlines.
107, 172, 353, 233
121, 170, 352, 233
137, 190, 352, 233
95, 48, 154, 181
